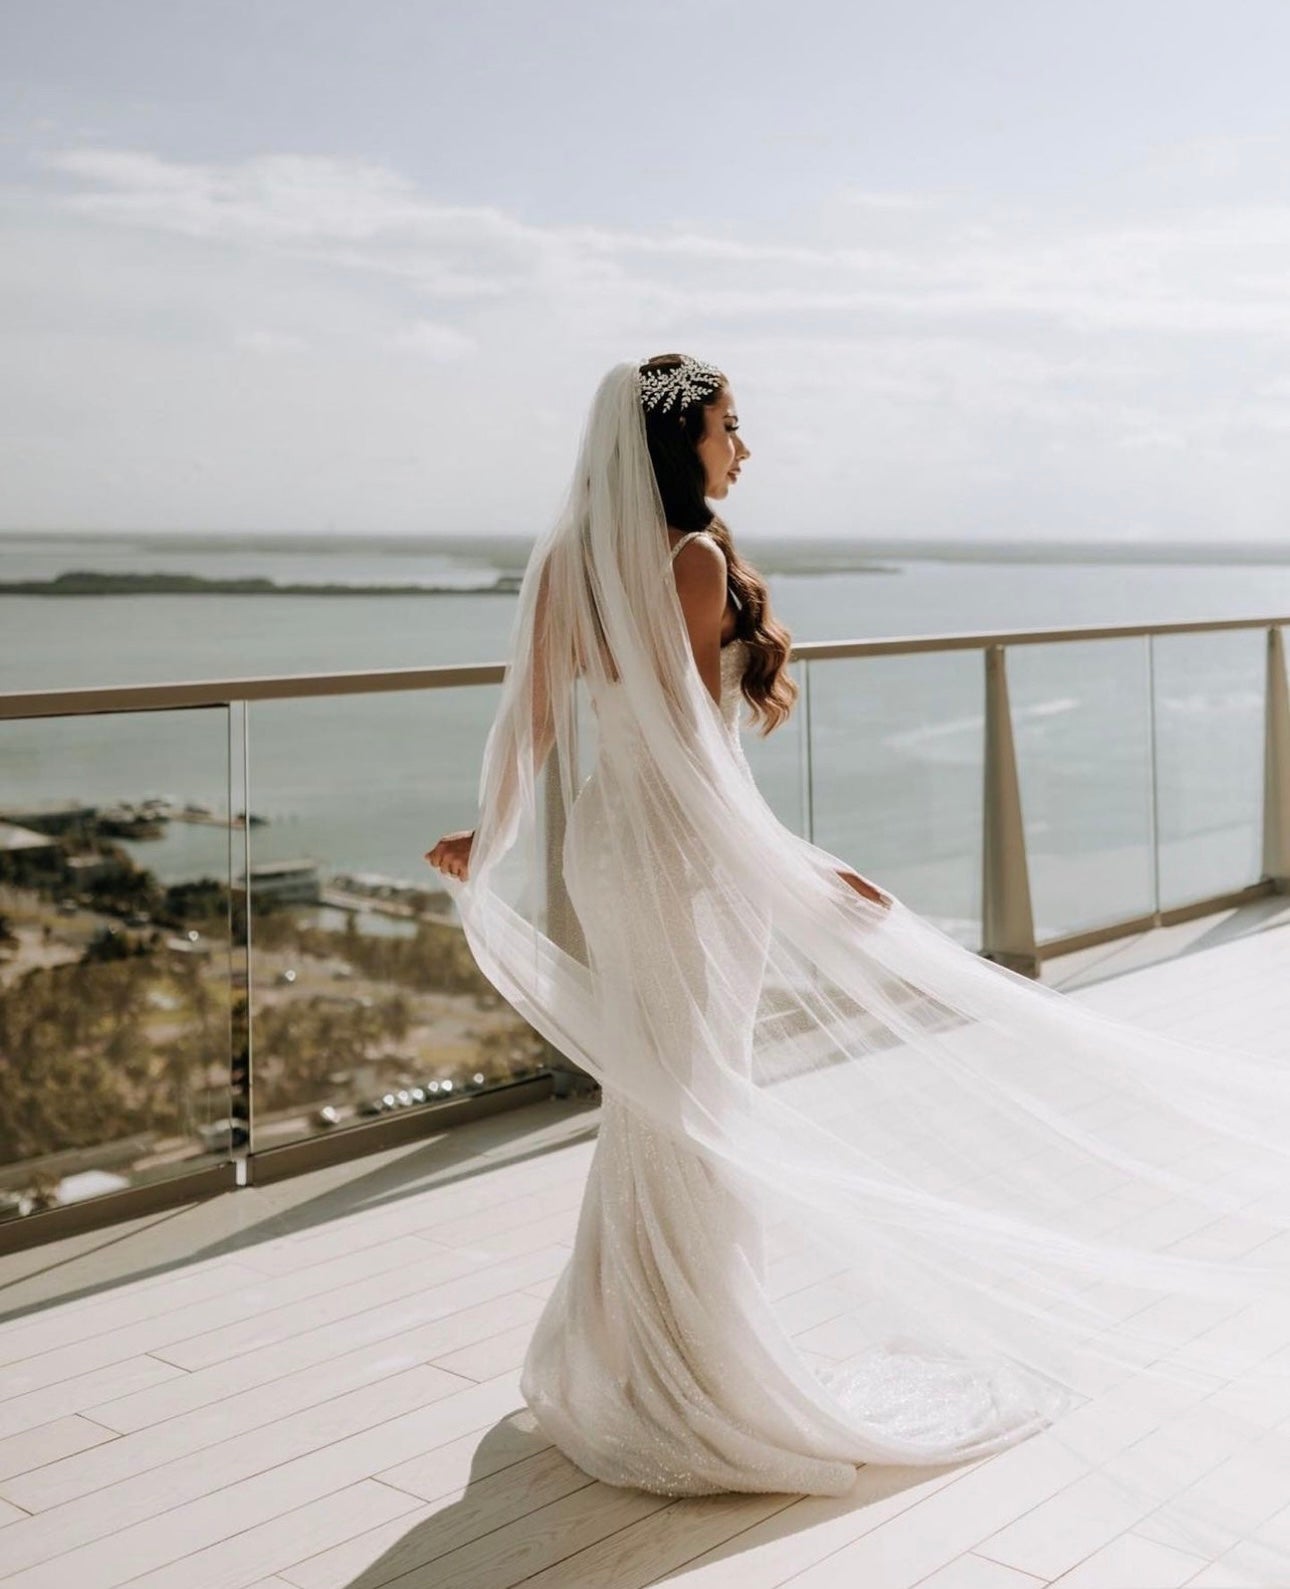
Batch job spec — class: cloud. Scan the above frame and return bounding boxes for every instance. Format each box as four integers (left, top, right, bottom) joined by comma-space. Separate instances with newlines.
6, 143, 1290, 539
41, 149, 565, 299
235, 329, 308, 353
838, 189, 944, 211
387, 320, 476, 360
35, 147, 1290, 340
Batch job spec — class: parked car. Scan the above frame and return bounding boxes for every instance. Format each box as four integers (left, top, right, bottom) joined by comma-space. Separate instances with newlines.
196, 1117, 249, 1153
0, 1189, 35, 1222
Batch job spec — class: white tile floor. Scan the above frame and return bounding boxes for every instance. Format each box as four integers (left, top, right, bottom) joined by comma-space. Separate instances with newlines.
1, 899, 1289, 1588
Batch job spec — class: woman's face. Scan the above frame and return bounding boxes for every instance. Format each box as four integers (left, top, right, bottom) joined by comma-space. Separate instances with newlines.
695, 385, 750, 500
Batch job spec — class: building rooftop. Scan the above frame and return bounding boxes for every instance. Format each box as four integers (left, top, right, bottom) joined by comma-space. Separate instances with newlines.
243, 859, 321, 877
0, 822, 57, 853
0, 896, 1288, 1587
0, 800, 98, 819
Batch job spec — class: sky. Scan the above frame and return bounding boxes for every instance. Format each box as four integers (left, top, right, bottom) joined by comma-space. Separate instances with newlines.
4, 0, 1290, 543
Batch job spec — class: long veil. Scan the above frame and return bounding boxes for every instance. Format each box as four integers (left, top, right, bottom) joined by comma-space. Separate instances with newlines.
442, 361, 1290, 1466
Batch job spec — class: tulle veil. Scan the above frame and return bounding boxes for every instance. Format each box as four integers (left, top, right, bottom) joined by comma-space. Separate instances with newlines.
440, 360, 1290, 1461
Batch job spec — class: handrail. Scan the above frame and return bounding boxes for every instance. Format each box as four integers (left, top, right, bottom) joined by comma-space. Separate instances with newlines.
0, 663, 507, 721
4, 614, 1290, 720
792, 614, 1290, 660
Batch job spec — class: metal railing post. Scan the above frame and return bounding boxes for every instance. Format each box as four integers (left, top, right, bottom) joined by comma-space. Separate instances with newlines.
231, 699, 253, 1183
1145, 635, 1162, 917
1263, 625, 1290, 892
982, 645, 1039, 977
800, 657, 815, 843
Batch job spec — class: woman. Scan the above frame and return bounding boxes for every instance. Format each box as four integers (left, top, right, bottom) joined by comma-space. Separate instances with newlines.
426, 354, 1290, 1498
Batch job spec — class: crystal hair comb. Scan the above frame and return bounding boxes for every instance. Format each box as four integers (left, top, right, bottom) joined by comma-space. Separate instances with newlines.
637, 354, 725, 415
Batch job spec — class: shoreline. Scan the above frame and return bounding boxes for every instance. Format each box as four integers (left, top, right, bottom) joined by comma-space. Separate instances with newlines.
0, 571, 525, 597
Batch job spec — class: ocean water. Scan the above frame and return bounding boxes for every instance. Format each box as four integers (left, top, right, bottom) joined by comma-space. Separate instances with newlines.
3, 533, 1288, 944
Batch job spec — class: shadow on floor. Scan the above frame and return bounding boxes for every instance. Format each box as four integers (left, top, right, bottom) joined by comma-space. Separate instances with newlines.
0, 1096, 601, 1324
336, 1406, 964, 1589
1046, 895, 1290, 992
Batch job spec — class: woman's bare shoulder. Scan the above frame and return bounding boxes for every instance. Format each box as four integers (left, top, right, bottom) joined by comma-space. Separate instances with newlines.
669, 532, 727, 637
669, 530, 726, 582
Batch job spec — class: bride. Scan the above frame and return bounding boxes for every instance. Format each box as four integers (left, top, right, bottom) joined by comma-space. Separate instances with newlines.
426, 352, 1290, 1499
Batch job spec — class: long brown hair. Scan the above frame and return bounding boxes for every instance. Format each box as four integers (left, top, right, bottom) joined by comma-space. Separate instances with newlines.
640, 353, 797, 735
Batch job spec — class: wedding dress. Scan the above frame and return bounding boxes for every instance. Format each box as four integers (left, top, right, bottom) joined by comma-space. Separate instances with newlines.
519, 538, 1052, 1495
444, 362, 1290, 1499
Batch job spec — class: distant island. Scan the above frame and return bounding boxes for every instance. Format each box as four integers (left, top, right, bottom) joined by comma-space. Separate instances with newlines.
0, 570, 524, 597
3, 533, 1289, 595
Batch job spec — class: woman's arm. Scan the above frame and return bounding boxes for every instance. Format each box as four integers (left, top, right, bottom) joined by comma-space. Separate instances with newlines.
426, 559, 558, 883
481, 564, 557, 841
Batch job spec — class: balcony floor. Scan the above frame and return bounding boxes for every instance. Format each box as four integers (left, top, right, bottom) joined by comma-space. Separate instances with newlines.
1, 897, 1290, 1589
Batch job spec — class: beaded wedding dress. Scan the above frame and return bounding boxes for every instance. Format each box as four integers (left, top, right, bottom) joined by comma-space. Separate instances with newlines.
444, 362, 1290, 1499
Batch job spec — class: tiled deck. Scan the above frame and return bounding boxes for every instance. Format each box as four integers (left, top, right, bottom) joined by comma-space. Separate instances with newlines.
1, 897, 1289, 1589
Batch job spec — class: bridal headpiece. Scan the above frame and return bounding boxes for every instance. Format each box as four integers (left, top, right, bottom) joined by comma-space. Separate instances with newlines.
637, 353, 725, 416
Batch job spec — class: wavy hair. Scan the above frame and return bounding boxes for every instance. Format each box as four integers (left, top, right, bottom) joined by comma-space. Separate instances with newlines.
639, 353, 798, 735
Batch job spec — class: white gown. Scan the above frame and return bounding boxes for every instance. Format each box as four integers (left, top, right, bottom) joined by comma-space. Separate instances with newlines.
518, 539, 1054, 1497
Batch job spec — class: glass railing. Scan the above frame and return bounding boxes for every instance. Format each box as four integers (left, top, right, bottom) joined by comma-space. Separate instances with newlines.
1006, 637, 1156, 940
805, 651, 985, 948
240, 682, 548, 1154
1151, 627, 1266, 911
0, 700, 236, 1219
2, 615, 1287, 1241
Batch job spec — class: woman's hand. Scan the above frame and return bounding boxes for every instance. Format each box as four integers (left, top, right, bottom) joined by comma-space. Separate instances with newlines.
837, 868, 891, 910
425, 829, 475, 882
